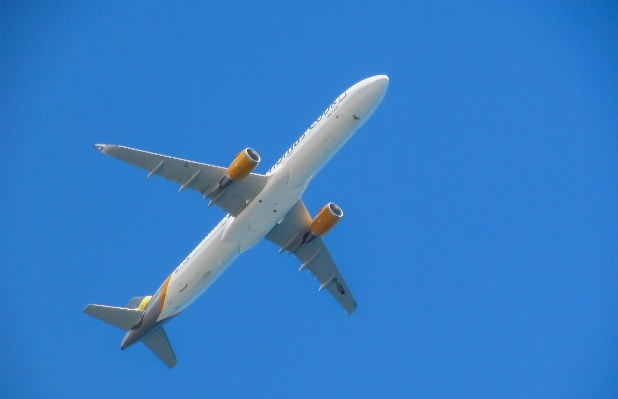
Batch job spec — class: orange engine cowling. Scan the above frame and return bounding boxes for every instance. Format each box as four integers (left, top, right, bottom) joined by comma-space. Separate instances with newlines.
309, 202, 344, 237
227, 148, 260, 182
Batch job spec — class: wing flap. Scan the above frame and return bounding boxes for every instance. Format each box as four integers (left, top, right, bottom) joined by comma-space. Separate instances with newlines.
95, 144, 267, 216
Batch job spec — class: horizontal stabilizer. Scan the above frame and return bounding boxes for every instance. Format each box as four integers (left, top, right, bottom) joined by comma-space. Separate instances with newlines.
142, 327, 177, 369
83, 304, 143, 331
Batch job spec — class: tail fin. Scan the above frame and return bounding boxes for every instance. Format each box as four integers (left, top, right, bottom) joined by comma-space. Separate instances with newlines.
125, 296, 148, 309
124, 296, 152, 310
142, 327, 177, 369
83, 304, 143, 331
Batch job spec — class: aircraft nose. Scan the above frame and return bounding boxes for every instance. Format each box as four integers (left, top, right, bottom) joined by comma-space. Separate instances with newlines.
354, 75, 389, 117
368, 75, 389, 96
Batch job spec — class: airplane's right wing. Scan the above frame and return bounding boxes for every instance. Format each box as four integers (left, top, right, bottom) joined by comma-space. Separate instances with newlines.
265, 200, 357, 314
95, 144, 267, 216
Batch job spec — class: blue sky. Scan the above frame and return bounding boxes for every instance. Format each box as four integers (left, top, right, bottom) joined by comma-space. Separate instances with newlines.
2, 2, 617, 398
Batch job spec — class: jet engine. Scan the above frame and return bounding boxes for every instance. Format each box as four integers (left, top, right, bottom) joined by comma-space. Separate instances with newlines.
227, 148, 261, 182
207, 148, 260, 206
303, 202, 343, 243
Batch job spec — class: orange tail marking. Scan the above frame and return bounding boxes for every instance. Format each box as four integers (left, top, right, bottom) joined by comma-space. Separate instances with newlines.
159, 274, 173, 314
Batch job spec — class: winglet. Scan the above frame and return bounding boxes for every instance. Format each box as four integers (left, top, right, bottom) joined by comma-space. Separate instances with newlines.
94, 144, 107, 152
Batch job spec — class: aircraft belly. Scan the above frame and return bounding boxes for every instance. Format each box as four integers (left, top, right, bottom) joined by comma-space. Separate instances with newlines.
157, 77, 387, 321
221, 172, 305, 252
160, 227, 240, 320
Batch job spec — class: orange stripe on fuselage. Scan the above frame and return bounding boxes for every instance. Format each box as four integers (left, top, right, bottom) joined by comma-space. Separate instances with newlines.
159, 274, 172, 314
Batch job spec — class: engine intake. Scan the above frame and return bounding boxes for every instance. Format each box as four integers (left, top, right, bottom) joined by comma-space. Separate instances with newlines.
303, 202, 343, 243
227, 148, 260, 182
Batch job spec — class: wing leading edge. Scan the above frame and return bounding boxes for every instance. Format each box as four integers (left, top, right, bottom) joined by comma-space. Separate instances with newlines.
95, 144, 267, 216
266, 200, 358, 314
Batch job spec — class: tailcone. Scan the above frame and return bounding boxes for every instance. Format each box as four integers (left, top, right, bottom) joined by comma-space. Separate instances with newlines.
121, 330, 140, 350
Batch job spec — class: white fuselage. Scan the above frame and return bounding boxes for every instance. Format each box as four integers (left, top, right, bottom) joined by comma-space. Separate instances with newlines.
157, 75, 388, 321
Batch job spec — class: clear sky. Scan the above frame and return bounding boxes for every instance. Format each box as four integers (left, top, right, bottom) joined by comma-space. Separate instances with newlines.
2, 2, 617, 398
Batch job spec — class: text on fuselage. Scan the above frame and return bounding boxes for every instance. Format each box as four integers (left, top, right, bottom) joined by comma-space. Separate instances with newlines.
267, 91, 347, 174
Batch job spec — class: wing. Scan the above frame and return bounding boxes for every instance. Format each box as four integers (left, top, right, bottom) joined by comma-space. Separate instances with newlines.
95, 144, 267, 216
265, 200, 357, 314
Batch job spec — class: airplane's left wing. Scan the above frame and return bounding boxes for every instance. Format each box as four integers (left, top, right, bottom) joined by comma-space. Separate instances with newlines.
266, 200, 358, 314
95, 144, 267, 216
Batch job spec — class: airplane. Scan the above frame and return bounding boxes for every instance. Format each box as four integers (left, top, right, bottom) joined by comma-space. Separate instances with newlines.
84, 75, 389, 368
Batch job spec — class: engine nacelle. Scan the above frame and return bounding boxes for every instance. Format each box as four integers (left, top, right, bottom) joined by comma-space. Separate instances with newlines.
227, 148, 260, 182
206, 148, 261, 207
304, 203, 343, 243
